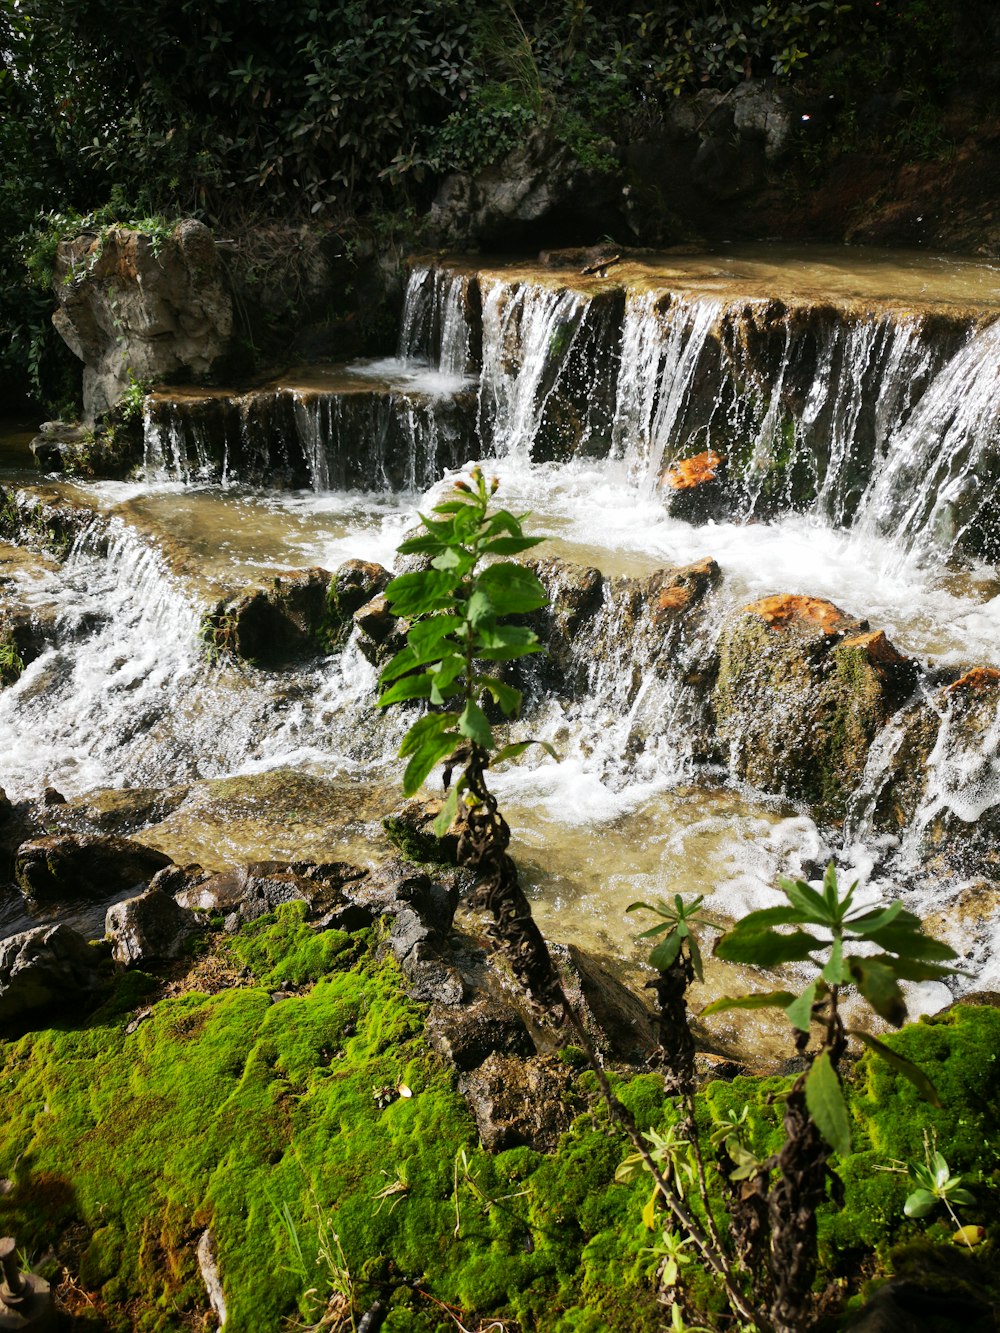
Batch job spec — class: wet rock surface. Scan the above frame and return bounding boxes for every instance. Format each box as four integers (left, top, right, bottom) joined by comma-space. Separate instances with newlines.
14, 833, 174, 907
201, 566, 334, 666
105, 885, 205, 966
51, 219, 232, 422
859, 666, 1000, 876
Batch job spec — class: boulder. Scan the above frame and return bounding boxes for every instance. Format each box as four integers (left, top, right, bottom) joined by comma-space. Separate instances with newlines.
201, 568, 334, 665
352, 593, 405, 668
660, 448, 729, 522
14, 834, 173, 906
427, 127, 624, 250
105, 886, 205, 966
0, 923, 104, 1024
714, 595, 917, 819
51, 219, 233, 423
326, 560, 392, 650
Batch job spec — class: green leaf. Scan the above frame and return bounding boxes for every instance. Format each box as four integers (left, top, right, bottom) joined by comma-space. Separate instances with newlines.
715, 927, 826, 967
466, 588, 495, 627
949, 1188, 976, 1207
863, 924, 958, 962
848, 956, 907, 1027
822, 936, 849, 986
378, 671, 434, 707
408, 613, 463, 653
432, 782, 461, 837
476, 563, 548, 614
458, 700, 493, 750
805, 1050, 851, 1157
848, 1029, 942, 1105
822, 861, 840, 914
904, 1188, 938, 1219
779, 876, 831, 921
482, 535, 545, 555
844, 901, 905, 935
649, 932, 683, 972
384, 569, 458, 617
479, 676, 521, 715
784, 980, 818, 1033
687, 932, 704, 982
398, 713, 459, 795
701, 990, 797, 1016
429, 653, 466, 704
431, 546, 473, 574
491, 741, 533, 765
637, 922, 674, 939
728, 904, 818, 929
475, 624, 543, 659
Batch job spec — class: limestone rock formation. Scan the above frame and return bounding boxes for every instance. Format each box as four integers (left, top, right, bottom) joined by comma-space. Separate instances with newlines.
51, 219, 232, 422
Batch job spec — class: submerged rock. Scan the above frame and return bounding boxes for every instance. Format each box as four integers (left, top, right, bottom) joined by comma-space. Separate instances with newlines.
0, 923, 105, 1024
14, 834, 173, 907
714, 594, 917, 819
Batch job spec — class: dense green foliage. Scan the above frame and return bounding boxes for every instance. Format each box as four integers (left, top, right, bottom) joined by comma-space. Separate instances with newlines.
0, 0, 970, 406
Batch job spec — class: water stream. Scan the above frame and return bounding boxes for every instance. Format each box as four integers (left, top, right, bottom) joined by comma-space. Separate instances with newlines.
3, 244, 1000, 1003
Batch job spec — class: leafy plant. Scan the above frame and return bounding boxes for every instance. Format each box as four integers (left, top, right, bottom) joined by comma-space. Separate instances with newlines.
700, 863, 962, 1328
377, 465, 555, 838
904, 1139, 975, 1224
628, 893, 714, 978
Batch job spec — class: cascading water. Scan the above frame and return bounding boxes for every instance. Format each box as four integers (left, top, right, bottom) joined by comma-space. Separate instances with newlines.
853, 316, 1000, 560
8, 246, 1000, 998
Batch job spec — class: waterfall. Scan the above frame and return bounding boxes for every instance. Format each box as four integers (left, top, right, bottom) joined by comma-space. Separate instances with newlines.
853, 317, 1000, 559
613, 293, 726, 487
398, 264, 477, 378
478, 278, 589, 457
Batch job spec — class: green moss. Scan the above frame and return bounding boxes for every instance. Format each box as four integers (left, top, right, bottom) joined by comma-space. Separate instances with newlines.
3, 899, 997, 1331
0, 627, 25, 687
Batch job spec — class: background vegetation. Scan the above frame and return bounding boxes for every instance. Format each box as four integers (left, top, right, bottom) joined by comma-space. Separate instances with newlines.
0, 0, 974, 410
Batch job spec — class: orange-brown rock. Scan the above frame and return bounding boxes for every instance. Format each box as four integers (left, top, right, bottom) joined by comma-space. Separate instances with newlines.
745, 594, 857, 636
947, 666, 1000, 695
661, 449, 725, 491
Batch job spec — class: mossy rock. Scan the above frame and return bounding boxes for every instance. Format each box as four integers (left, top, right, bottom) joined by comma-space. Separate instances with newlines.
714, 594, 916, 820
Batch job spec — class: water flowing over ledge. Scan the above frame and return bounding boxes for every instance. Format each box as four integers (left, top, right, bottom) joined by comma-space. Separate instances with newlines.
3, 243, 1000, 998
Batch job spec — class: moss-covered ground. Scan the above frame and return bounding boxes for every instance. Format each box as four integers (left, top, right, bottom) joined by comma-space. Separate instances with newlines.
1, 906, 998, 1331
